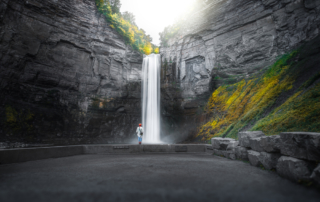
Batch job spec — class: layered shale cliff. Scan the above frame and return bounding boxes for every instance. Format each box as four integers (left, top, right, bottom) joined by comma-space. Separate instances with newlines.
0, 0, 143, 144
1, 0, 320, 145
160, 0, 320, 142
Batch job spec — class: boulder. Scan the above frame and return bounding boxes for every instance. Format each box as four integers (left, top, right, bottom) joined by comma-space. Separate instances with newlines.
211, 137, 235, 150
280, 132, 320, 161
222, 141, 238, 160
223, 151, 237, 160
248, 150, 262, 167
260, 135, 281, 153
259, 152, 281, 170
226, 141, 239, 151
213, 149, 224, 156
235, 146, 249, 160
249, 137, 264, 152
238, 131, 265, 148
276, 156, 315, 182
311, 165, 320, 185
0, 142, 9, 149
222, 151, 228, 157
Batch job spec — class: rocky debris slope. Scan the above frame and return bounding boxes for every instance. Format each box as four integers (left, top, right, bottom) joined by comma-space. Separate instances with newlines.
160, 0, 320, 142
0, 0, 143, 144
212, 131, 320, 185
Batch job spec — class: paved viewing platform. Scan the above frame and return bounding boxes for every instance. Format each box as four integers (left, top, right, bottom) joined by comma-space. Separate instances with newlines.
0, 144, 320, 202
0, 144, 211, 164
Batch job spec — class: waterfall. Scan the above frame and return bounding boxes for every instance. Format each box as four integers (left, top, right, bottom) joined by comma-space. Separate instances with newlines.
142, 54, 161, 143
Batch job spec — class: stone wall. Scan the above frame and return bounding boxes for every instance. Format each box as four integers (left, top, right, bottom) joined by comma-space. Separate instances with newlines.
0, 0, 143, 144
212, 132, 320, 185
160, 0, 320, 142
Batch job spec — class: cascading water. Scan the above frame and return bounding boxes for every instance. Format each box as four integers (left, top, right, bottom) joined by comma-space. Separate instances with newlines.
142, 54, 161, 144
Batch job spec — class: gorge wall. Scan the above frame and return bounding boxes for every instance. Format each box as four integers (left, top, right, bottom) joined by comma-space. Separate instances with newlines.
160, 0, 320, 142
0, 0, 143, 145
1, 0, 320, 145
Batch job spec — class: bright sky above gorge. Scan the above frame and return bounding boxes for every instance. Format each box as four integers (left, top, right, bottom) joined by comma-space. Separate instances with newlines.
120, 0, 197, 45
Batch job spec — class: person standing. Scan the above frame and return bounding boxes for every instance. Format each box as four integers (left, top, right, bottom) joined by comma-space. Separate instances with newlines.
136, 123, 143, 145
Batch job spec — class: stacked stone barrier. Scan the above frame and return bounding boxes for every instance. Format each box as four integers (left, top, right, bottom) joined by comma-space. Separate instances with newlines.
212, 132, 320, 186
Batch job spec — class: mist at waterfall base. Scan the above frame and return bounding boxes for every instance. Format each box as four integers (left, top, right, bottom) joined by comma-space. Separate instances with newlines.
141, 54, 162, 144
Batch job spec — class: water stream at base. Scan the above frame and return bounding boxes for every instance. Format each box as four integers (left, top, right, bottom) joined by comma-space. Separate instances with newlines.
142, 54, 161, 143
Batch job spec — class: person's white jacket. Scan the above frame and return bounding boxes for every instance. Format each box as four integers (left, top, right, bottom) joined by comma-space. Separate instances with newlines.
136, 127, 143, 137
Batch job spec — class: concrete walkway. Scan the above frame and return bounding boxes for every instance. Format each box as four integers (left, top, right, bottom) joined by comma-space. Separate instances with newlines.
0, 154, 319, 202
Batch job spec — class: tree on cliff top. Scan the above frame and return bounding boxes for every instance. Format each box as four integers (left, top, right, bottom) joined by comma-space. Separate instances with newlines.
122, 11, 136, 26
96, 0, 158, 55
108, 0, 121, 14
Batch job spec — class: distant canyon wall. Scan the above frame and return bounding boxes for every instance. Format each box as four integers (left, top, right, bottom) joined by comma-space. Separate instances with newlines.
160, 0, 320, 142
0, 0, 143, 144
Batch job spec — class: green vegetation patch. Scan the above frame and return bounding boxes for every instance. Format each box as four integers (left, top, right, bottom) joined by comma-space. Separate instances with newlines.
4, 105, 35, 133
95, 0, 159, 55
252, 81, 320, 135
195, 50, 320, 141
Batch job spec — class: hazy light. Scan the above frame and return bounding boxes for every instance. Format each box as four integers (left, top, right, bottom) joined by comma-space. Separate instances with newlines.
121, 0, 196, 46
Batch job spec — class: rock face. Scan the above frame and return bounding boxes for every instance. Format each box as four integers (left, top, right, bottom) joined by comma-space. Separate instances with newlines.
160, 0, 320, 140
0, 0, 143, 144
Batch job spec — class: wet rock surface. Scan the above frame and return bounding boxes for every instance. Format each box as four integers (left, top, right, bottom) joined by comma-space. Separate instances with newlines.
0, 0, 143, 144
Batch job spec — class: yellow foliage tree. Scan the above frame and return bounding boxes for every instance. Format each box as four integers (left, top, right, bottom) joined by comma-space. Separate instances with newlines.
143, 42, 153, 55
